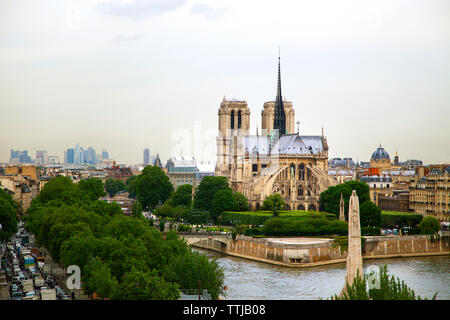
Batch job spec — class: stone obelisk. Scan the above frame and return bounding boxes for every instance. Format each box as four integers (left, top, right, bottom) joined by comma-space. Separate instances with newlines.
339, 193, 345, 221
345, 190, 363, 286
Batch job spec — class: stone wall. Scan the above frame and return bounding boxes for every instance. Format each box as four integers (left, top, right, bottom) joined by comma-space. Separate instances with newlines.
191, 235, 450, 267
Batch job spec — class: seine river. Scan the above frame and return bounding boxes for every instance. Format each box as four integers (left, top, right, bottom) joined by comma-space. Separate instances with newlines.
195, 249, 450, 300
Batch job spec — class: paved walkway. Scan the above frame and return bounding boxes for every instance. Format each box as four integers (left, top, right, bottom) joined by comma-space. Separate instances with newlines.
265, 237, 332, 245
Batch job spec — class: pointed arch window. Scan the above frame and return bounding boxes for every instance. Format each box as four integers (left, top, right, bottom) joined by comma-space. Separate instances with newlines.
238, 110, 242, 129
230, 110, 235, 129
299, 163, 305, 181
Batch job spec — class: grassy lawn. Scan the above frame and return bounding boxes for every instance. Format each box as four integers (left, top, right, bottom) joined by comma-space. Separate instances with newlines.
382, 211, 416, 215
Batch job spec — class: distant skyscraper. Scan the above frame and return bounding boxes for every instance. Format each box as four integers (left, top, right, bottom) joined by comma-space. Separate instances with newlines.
86, 147, 96, 165
74, 144, 83, 164
102, 149, 109, 159
36, 150, 48, 165
65, 148, 75, 164
19, 151, 31, 163
10, 150, 31, 163
143, 148, 150, 166
47, 156, 59, 165
10, 150, 19, 163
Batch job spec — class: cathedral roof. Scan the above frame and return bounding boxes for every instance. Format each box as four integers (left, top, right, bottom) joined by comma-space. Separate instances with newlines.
243, 133, 324, 156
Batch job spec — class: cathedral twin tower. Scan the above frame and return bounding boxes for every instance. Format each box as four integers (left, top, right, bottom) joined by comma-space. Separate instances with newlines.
217, 56, 295, 139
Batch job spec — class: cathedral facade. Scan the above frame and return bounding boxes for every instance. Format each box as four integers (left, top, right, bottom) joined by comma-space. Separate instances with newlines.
215, 58, 336, 211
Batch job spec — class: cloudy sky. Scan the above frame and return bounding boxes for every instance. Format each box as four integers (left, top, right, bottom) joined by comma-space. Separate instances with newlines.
1, 0, 449, 165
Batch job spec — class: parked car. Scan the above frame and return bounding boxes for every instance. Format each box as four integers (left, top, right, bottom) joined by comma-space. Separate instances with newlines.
12, 276, 21, 284
25, 290, 36, 297
10, 284, 20, 292
11, 290, 23, 300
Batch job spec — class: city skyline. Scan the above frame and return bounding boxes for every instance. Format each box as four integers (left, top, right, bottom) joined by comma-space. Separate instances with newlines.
1, 0, 449, 165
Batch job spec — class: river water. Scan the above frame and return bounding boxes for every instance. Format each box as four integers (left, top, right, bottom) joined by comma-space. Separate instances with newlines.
195, 249, 450, 300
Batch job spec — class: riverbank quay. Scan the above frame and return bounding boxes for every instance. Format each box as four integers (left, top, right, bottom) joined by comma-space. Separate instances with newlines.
186, 234, 450, 268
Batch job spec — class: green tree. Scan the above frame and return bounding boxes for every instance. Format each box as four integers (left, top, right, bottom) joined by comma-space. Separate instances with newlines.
83, 257, 118, 299
419, 216, 440, 235
24, 173, 227, 301
153, 203, 176, 219
171, 184, 193, 207
320, 180, 373, 225
334, 265, 437, 300
136, 166, 173, 210
113, 267, 180, 300
262, 193, 285, 215
132, 200, 143, 219
60, 232, 98, 271
193, 176, 230, 211
360, 200, 382, 227
126, 175, 138, 199
78, 178, 106, 200
35, 176, 89, 205
0, 188, 21, 215
104, 178, 127, 198
163, 250, 225, 300
233, 192, 250, 211
0, 197, 18, 241
47, 220, 92, 261
159, 220, 165, 232
210, 189, 237, 222
181, 209, 210, 225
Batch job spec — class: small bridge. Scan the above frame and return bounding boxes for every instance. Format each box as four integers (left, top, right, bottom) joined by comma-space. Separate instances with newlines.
180, 234, 230, 250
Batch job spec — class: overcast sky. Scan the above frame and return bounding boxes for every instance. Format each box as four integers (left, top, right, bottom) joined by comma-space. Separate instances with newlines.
1, 0, 449, 165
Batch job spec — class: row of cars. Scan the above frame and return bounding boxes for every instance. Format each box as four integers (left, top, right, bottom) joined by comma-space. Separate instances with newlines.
2, 222, 72, 300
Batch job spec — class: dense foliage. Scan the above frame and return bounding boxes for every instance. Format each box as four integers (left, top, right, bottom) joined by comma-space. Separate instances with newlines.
162, 250, 225, 300
333, 265, 437, 300
0, 188, 19, 241
261, 193, 286, 215
319, 181, 380, 228
23, 176, 225, 300
380, 211, 423, 228
125, 175, 138, 199
361, 226, 381, 236
182, 209, 211, 225
104, 178, 127, 198
78, 178, 107, 200
136, 166, 174, 210
166, 176, 250, 223
171, 184, 193, 208
219, 210, 335, 227
419, 216, 440, 235
262, 217, 348, 236
360, 201, 381, 228
193, 176, 230, 211
210, 189, 237, 222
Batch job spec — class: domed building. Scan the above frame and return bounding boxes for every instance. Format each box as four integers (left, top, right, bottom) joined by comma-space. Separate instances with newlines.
369, 145, 391, 170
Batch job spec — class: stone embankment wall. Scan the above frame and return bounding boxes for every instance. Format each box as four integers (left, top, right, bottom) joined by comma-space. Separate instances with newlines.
190, 235, 450, 268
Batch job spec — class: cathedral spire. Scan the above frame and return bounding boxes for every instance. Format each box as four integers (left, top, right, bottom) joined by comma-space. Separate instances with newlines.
273, 52, 286, 136
276, 54, 282, 105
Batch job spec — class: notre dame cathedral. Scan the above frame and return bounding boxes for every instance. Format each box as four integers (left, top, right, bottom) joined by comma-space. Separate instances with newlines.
215, 57, 336, 211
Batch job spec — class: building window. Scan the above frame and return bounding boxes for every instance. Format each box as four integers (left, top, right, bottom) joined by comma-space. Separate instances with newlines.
231, 110, 235, 129
299, 163, 305, 181
238, 110, 242, 129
